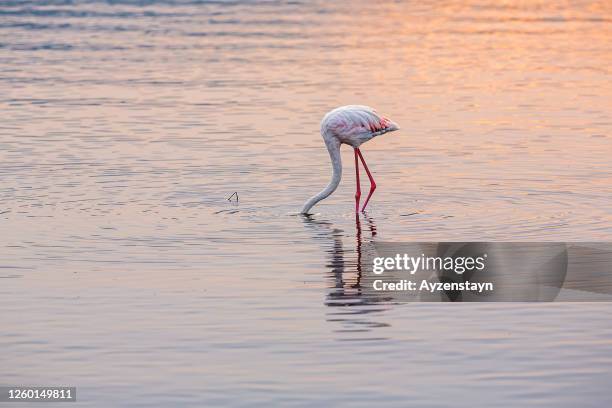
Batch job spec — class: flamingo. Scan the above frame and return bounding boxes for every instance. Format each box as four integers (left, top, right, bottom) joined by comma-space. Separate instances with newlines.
301, 105, 399, 214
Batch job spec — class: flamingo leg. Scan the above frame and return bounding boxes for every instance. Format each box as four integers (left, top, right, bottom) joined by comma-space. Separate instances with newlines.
354, 148, 361, 213
356, 149, 376, 212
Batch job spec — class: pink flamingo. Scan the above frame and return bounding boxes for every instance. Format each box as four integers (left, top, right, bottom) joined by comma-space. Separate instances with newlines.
301, 105, 399, 214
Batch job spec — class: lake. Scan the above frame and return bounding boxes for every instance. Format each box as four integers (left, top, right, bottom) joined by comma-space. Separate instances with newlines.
1, 0, 611, 406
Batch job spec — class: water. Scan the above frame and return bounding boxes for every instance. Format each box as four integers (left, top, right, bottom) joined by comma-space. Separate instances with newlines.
1, 0, 612, 406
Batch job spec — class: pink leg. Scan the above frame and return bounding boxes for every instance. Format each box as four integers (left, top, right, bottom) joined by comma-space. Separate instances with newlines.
356, 149, 376, 212
354, 148, 361, 213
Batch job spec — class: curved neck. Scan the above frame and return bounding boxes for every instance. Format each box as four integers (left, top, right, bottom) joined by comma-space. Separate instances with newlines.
301, 138, 342, 214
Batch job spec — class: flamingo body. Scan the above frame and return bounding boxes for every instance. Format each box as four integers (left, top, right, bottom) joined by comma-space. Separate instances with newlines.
321, 105, 399, 148
301, 105, 399, 214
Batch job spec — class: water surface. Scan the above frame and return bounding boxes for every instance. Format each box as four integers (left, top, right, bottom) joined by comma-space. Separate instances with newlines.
1, 1, 612, 406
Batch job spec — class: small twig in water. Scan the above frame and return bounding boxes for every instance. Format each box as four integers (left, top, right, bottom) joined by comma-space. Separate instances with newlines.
227, 192, 239, 202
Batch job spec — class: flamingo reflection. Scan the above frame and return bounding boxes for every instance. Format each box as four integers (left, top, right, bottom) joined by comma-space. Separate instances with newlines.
302, 214, 390, 338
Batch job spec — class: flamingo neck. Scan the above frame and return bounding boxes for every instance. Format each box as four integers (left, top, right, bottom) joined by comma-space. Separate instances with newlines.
301, 138, 342, 214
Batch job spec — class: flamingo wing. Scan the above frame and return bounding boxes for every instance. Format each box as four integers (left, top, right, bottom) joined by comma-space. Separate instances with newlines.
321, 105, 399, 146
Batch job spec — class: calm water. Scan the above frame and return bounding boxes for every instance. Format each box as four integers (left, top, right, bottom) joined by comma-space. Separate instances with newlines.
1, 0, 612, 406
